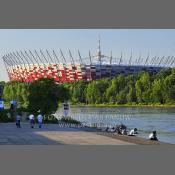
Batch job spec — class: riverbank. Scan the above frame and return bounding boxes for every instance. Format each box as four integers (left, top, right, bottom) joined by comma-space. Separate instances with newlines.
80, 127, 171, 145
96, 131, 170, 145
71, 104, 175, 108
0, 123, 134, 145
0, 123, 170, 145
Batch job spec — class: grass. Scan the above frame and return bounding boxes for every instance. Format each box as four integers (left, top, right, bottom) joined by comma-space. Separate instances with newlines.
71, 103, 175, 108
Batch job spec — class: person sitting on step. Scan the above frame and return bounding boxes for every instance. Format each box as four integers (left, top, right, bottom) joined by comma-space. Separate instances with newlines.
149, 131, 158, 141
129, 128, 138, 136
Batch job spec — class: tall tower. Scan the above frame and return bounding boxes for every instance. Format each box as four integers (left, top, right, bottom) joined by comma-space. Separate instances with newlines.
97, 35, 102, 64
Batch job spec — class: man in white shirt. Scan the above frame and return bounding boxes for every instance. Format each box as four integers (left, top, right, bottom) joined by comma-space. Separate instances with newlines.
29, 114, 35, 128
37, 114, 43, 128
129, 128, 138, 136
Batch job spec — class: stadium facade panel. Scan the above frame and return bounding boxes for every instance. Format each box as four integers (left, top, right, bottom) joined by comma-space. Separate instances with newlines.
2, 62, 164, 82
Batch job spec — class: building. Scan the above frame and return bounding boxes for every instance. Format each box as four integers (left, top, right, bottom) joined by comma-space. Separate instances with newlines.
2, 39, 174, 82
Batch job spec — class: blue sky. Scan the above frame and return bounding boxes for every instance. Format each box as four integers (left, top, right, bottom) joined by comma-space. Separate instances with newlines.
1, 29, 175, 81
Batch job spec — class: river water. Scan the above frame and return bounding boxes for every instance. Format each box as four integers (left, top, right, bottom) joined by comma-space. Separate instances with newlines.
67, 106, 175, 144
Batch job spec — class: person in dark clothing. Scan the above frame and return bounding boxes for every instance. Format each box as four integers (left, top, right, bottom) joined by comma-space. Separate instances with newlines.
149, 131, 158, 141
16, 113, 21, 128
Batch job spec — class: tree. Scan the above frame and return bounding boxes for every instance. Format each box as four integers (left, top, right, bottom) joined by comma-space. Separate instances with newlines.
86, 81, 101, 104
3, 81, 29, 107
163, 71, 175, 104
68, 81, 87, 104
116, 88, 127, 104
106, 75, 126, 104
28, 78, 69, 115
86, 78, 110, 104
135, 72, 152, 104
151, 79, 164, 104
125, 75, 137, 104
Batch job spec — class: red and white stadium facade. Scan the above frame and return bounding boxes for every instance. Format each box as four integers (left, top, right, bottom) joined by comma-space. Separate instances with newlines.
2, 39, 174, 83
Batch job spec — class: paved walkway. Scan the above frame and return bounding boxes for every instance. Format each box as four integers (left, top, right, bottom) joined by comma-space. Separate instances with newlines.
0, 123, 135, 145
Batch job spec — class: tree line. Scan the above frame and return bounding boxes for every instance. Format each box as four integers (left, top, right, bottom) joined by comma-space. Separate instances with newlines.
67, 68, 175, 105
1, 68, 175, 113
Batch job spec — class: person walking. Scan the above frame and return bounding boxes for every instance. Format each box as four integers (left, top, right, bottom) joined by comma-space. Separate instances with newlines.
29, 114, 35, 128
37, 114, 43, 128
16, 113, 21, 128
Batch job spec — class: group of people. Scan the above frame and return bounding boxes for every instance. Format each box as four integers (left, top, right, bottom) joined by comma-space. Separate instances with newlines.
105, 124, 158, 141
16, 113, 43, 129
105, 124, 138, 136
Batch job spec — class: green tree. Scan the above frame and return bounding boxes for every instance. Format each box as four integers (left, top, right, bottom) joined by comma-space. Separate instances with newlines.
163, 71, 175, 104
86, 78, 109, 104
106, 75, 126, 104
151, 79, 164, 104
125, 75, 137, 104
69, 81, 87, 104
135, 72, 152, 104
28, 78, 69, 115
86, 81, 101, 104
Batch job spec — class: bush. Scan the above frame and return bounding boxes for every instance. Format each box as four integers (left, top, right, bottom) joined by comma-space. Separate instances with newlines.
60, 117, 81, 125
0, 109, 14, 122
43, 115, 58, 124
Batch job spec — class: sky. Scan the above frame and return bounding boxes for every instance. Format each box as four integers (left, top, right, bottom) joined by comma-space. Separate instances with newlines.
1, 29, 175, 81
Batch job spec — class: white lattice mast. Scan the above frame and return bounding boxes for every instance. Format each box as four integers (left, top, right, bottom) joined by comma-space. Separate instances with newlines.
97, 35, 102, 63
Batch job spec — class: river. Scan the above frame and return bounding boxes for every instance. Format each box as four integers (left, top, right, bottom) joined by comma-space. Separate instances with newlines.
66, 106, 175, 144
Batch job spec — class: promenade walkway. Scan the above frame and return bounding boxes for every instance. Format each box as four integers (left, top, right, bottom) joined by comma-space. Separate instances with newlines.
0, 123, 135, 145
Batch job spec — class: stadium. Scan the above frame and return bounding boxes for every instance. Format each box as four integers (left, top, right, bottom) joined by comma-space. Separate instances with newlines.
2, 39, 175, 82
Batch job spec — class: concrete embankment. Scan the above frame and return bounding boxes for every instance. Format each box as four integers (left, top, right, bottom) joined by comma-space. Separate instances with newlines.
96, 131, 171, 145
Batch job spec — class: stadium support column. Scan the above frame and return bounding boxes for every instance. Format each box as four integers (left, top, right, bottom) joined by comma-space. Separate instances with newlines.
78, 50, 83, 65
156, 57, 161, 67
69, 50, 76, 81
33, 50, 45, 70
129, 52, 132, 66
10, 52, 23, 81
24, 50, 35, 67
20, 51, 34, 82
40, 50, 52, 79
150, 56, 156, 66
46, 50, 56, 79
60, 49, 67, 63
40, 50, 50, 64
53, 50, 60, 64
6, 54, 16, 67
16, 51, 28, 81
144, 53, 150, 66
167, 56, 174, 67
16, 51, 26, 65
78, 50, 84, 81
170, 56, 175, 67
9, 52, 21, 67
33, 50, 47, 79
60, 49, 68, 82
137, 54, 141, 65
20, 51, 31, 68
53, 50, 61, 82
6, 54, 17, 79
15, 51, 28, 81
158, 56, 164, 66
2, 56, 11, 81
164, 56, 170, 67
119, 52, 122, 65
151, 56, 156, 66
46, 50, 54, 63
109, 51, 112, 79
89, 50, 92, 80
